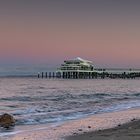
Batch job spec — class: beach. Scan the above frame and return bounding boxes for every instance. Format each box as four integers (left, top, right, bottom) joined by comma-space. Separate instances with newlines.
1, 108, 140, 140
1, 78, 140, 140
66, 118, 140, 140
1, 0, 140, 139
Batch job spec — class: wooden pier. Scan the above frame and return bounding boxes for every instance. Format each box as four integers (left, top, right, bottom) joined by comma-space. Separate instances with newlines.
37, 58, 140, 79
37, 70, 140, 79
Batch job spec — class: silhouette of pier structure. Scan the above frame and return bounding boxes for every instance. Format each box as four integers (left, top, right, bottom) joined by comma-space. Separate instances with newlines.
38, 70, 140, 79
38, 58, 140, 79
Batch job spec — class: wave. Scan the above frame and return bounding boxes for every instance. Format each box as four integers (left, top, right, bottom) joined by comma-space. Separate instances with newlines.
12, 100, 140, 126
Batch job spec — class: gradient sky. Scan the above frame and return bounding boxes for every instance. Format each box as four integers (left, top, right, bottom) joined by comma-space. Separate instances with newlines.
0, 0, 140, 68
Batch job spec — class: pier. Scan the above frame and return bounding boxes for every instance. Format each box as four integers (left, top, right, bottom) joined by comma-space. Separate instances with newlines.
37, 57, 140, 79
37, 70, 140, 79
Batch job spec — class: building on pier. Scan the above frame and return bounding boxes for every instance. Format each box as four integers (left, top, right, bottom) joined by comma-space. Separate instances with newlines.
38, 57, 140, 79
56, 57, 97, 78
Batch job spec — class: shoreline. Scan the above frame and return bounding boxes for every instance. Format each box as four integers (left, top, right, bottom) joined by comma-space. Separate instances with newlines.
66, 118, 140, 140
1, 108, 140, 140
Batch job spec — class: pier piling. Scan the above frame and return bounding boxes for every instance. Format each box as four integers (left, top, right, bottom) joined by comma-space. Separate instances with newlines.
38, 72, 40, 78
45, 72, 48, 78
41, 72, 44, 78
37, 70, 140, 79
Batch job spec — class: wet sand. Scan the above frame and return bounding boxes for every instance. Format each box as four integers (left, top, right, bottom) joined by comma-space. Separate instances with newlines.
66, 119, 140, 140
1, 108, 140, 140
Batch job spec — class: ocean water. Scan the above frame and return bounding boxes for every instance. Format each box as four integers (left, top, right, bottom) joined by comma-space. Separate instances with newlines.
0, 77, 140, 136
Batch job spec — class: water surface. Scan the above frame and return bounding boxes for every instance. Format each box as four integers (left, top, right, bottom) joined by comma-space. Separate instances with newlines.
0, 78, 140, 135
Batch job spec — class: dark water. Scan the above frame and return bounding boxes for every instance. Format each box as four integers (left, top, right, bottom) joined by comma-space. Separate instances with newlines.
0, 78, 140, 135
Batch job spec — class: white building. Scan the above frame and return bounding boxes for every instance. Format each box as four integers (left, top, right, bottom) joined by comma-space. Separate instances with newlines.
57, 57, 96, 78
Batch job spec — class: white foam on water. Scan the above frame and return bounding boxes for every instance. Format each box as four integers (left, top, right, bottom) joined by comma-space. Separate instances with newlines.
2, 108, 140, 140
0, 130, 22, 137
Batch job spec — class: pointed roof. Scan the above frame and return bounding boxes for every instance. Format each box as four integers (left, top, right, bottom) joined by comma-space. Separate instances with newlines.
74, 57, 93, 64
64, 57, 93, 64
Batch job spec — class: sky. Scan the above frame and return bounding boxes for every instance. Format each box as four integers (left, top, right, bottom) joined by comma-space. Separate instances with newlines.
0, 0, 140, 68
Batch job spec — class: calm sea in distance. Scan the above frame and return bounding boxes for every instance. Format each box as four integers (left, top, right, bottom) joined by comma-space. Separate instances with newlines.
0, 66, 140, 136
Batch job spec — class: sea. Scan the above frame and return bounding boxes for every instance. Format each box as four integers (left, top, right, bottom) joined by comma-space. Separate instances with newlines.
0, 66, 140, 137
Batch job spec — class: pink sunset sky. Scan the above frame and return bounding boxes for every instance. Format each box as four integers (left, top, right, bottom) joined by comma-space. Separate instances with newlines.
0, 0, 140, 68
